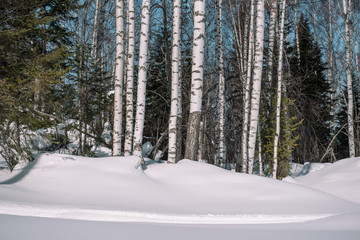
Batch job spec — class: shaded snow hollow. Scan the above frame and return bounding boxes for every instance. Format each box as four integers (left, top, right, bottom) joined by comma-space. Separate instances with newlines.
0, 154, 359, 225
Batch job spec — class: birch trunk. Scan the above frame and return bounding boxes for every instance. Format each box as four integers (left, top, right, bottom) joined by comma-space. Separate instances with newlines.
184, 0, 206, 161
132, 0, 151, 158
241, 0, 255, 173
168, 0, 182, 163
266, 0, 277, 84
272, 0, 286, 179
258, 123, 263, 176
247, 0, 265, 174
113, 0, 125, 156
343, 0, 355, 158
328, 0, 335, 135
294, 0, 300, 65
124, 0, 135, 156
215, 0, 226, 166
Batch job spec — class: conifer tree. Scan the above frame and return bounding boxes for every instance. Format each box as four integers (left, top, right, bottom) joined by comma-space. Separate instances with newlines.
0, 0, 75, 169
288, 16, 331, 163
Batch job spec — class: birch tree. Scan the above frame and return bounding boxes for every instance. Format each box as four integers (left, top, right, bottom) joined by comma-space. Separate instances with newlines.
247, 0, 265, 174
241, 0, 255, 173
133, 0, 151, 158
266, 0, 277, 84
215, 0, 226, 166
273, 0, 286, 179
113, 0, 125, 156
343, 0, 356, 158
327, 0, 335, 135
168, 0, 182, 163
184, 0, 206, 161
124, 0, 135, 156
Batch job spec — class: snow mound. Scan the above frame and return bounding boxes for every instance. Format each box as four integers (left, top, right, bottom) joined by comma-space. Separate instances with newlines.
288, 157, 360, 204
0, 154, 359, 224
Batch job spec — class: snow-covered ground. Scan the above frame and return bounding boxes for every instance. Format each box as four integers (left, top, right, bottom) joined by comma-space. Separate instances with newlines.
0, 154, 360, 239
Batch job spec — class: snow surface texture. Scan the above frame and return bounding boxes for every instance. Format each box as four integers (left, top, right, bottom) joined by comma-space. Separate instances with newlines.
0, 154, 360, 239
284, 158, 360, 204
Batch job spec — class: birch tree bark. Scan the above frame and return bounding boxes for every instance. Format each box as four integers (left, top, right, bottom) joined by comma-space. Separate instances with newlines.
343, 0, 356, 158
241, 0, 255, 173
294, 0, 300, 65
168, 0, 182, 163
215, 0, 226, 166
327, 0, 335, 135
133, 0, 151, 158
272, 0, 286, 179
266, 0, 277, 84
184, 0, 206, 161
124, 0, 135, 156
113, 0, 125, 156
247, 0, 265, 174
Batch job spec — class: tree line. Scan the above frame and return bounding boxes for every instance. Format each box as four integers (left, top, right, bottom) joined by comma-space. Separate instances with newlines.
0, 0, 359, 179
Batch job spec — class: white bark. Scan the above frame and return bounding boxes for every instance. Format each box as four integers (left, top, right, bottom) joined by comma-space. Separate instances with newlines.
295, 0, 300, 65
215, 0, 226, 166
241, 0, 256, 173
266, 0, 277, 84
343, 0, 355, 158
113, 0, 125, 156
328, 0, 335, 134
91, 0, 100, 58
133, 0, 151, 158
168, 0, 182, 163
272, 0, 286, 179
258, 123, 263, 176
124, 0, 135, 156
247, 0, 265, 174
184, 0, 206, 161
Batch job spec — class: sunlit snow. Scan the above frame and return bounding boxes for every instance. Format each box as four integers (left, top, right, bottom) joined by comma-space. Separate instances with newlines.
0, 154, 359, 239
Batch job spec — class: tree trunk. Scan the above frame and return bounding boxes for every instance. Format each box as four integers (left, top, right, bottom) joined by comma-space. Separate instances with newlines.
343, 0, 355, 158
168, 0, 182, 163
241, 0, 255, 173
124, 0, 135, 156
215, 0, 226, 166
328, 0, 335, 136
185, 112, 202, 160
113, 0, 125, 156
133, 0, 151, 158
267, 0, 277, 84
184, 0, 206, 161
247, 0, 265, 174
273, 0, 286, 179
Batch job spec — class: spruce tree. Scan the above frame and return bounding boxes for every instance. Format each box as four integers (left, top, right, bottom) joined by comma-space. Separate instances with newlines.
0, 0, 75, 170
288, 15, 331, 163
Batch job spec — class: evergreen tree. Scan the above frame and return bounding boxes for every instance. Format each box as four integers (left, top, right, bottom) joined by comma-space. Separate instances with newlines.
0, 0, 75, 170
288, 15, 331, 163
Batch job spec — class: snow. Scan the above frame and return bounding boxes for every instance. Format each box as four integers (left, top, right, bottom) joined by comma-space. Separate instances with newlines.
284, 158, 360, 204
0, 154, 360, 239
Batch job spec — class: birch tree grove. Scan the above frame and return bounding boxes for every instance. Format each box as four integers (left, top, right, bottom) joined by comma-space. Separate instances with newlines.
112, 0, 125, 156
133, 0, 151, 158
168, 0, 182, 164
184, 0, 206, 161
215, 0, 226, 166
247, 0, 265, 174
2, 0, 359, 175
124, 0, 135, 156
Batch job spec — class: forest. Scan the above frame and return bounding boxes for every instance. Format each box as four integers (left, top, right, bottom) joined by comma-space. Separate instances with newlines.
1, 0, 359, 179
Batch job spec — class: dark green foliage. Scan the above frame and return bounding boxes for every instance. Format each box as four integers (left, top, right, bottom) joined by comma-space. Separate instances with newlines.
144, 28, 171, 156
287, 15, 331, 163
0, 0, 75, 170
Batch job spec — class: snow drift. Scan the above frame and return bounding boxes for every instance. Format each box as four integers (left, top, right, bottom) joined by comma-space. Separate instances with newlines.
0, 154, 359, 224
